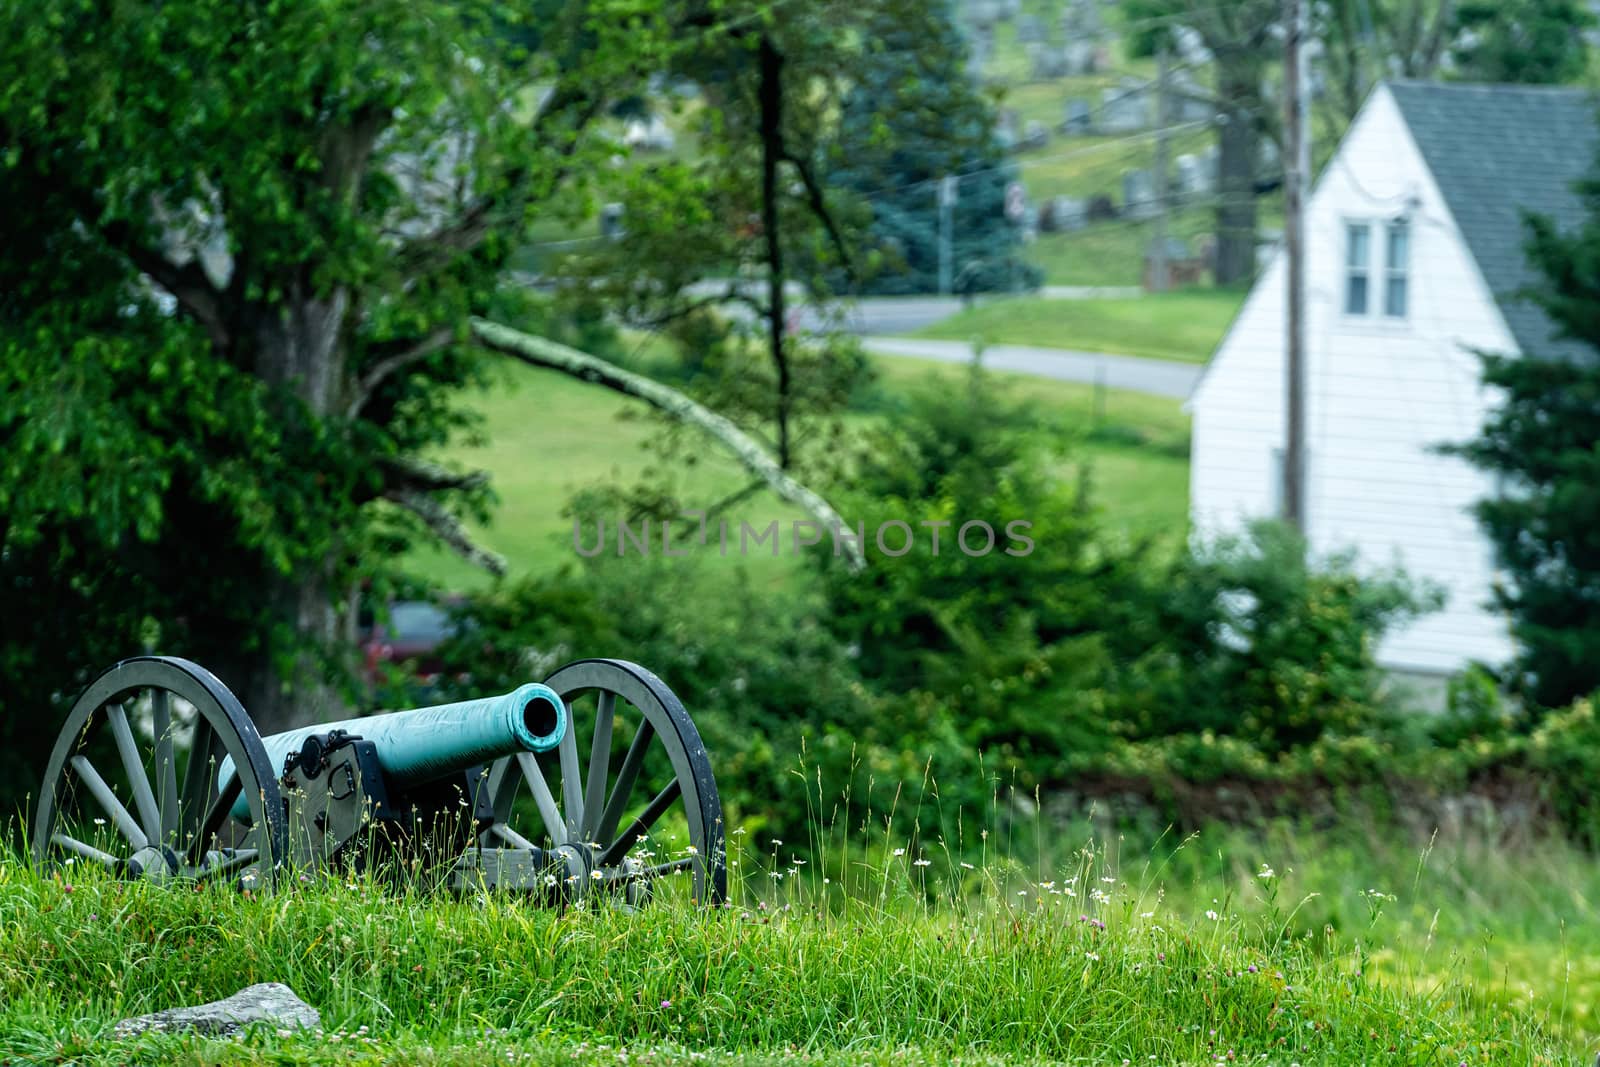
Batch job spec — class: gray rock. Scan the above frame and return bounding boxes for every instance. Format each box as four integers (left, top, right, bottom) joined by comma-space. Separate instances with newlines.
115, 983, 321, 1038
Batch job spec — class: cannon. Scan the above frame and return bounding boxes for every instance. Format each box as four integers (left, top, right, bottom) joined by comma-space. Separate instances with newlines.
31, 656, 726, 904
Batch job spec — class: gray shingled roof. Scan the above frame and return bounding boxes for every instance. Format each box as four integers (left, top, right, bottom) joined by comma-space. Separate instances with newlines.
1387, 80, 1597, 361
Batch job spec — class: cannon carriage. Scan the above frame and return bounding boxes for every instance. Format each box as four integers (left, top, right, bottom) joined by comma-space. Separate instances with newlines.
31, 656, 726, 905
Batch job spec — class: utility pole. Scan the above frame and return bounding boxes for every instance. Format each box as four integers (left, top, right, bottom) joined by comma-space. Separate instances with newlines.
938, 175, 958, 296
1282, 0, 1310, 533
1150, 44, 1172, 293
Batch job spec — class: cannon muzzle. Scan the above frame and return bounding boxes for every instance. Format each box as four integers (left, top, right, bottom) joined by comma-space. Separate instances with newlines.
218, 683, 567, 819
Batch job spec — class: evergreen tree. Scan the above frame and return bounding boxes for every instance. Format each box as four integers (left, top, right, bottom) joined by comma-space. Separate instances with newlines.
827, 1, 1039, 296
1454, 155, 1600, 708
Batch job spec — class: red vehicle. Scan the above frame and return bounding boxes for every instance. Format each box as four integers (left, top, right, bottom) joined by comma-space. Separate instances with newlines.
357, 597, 467, 689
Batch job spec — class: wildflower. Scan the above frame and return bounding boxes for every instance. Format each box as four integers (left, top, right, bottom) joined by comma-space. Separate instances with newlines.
684, 845, 698, 856
590, 870, 604, 880
1205, 910, 1220, 921
959, 862, 975, 870
771, 839, 783, 847
660, 1000, 671, 1009
93, 817, 107, 826
892, 848, 906, 857
913, 859, 931, 868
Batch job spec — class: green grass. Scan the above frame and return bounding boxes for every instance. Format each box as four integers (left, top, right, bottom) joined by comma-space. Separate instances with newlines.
914, 290, 1244, 363
0, 817, 1588, 1065
407, 352, 1192, 589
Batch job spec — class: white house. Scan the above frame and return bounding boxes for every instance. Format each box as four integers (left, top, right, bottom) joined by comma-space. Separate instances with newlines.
1189, 82, 1597, 681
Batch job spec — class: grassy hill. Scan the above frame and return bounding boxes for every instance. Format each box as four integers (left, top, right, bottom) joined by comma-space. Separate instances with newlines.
915, 290, 1244, 363
406, 352, 1192, 590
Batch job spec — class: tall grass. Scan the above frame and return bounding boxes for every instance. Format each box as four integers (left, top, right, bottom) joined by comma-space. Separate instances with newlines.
1, 774, 1590, 1067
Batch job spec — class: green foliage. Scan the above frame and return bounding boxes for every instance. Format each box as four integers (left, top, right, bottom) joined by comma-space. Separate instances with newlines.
1452, 153, 1600, 709
824, 364, 1436, 772
1139, 524, 1442, 754
1451, 0, 1596, 84
1525, 696, 1600, 845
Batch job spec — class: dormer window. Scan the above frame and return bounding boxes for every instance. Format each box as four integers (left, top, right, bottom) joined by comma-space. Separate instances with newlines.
1344, 219, 1410, 319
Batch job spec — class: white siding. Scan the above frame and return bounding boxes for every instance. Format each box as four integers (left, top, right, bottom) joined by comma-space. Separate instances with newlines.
1189, 84, 1515, 675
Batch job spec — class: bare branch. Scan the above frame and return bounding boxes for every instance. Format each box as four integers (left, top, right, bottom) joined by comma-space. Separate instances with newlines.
469, 317, 867, 572
396, 87, 606, 274
384, 486, 506, 577
348, 328, 457, 417
380, 456, 490, 494
782, 149, 855, 280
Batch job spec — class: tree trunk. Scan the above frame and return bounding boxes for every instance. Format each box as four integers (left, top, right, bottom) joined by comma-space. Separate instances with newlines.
221, 288, 353, 736
220, 568, 345, 736
1213, 62, 1262, 286
757, 36, 792, 470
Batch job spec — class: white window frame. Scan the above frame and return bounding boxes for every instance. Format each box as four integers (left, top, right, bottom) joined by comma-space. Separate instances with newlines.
1343, 221, 1372, 316
1341, 217, 1412, 323
1383, 219, 1410, 318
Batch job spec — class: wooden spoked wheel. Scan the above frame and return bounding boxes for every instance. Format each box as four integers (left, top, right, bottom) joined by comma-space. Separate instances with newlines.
480, 659, 726, 906
31, 656, 286, 888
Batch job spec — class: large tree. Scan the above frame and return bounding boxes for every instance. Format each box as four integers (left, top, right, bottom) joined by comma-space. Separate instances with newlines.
0, 0, 892, 818
1453, 158, 1600, 709
0, 0, 698, 739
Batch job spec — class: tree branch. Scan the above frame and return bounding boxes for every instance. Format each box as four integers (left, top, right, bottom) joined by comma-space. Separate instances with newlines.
395, 87, 606, 274
379, 456, 490, 494
469, 317, 867, 572
781, 149, 855, 281
348, 328, 457, 417
97, 216, 231, 353
384, 486, 506, 577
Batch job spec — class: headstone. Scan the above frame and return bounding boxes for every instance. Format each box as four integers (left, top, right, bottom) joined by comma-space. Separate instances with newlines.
1061, 98, 1092, 135
600, 202, 626, 240
1039, 195, 1088, 232
965, 0, 1003, 27
1098, 84, 1149, 133
1016, 13, 1044, 42
623, 115, 675, 152
1019, 120, 1049, 152
1175, 153, 1211, 198
1061, 40, 1095, 75
1029, 42, 1068, 80
1174, 26, 1212, 65
1259, 137, 1281, 173
1061, 0, 1103, 40
115, 984, 320, 1039
1170, 70, 1215, 123
1087, 193, 1118, 221
1122, 168, 1156, 219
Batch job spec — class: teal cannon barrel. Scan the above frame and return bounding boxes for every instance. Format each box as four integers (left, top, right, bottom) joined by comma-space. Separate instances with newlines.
218, 683, 567, 820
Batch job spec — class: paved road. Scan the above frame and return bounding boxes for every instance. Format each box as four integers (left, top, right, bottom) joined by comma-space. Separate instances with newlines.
862, 337, 1203, 400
